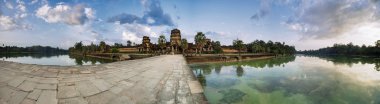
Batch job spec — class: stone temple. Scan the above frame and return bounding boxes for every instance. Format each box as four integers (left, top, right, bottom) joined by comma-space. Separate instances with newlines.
140, 36, 151, 53
170, 29, 181, 53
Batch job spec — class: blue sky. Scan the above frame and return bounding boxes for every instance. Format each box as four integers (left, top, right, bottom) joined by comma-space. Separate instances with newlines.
1, 0, 380, 50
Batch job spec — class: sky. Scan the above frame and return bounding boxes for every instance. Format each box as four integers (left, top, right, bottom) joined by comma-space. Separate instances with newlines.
0, 0, 380, 50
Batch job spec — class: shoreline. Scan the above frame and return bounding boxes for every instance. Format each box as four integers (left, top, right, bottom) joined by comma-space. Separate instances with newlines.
187, 56, 275, 65
185, 53, 276, 64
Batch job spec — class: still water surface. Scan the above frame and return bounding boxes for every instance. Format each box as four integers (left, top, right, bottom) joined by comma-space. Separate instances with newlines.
0, 53, 114, 66
190, 55, 380, 104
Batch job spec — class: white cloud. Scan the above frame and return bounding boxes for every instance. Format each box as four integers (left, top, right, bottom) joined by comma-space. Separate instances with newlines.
0, 15, 30, 31
5, 1, 13, 9
0, 15, 17, 31
35, 4, 95, 25
121, 24, 158, 43
284, 0, 380, 39
30, 0, 38, 4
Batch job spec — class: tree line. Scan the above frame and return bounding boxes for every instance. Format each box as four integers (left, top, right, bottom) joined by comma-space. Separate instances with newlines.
232, 39, 296, 55
69, 41, 128, 54
298, 40, 380, 56
179, 32, 296, 55
0, 45, 67, 54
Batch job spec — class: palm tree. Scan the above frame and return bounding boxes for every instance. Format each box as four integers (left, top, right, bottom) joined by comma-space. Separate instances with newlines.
181, 38, 188, 54
158, 35, 167, 54
194, 32, 206, 56
233, 39, 245, 56
126, 40, 132, 47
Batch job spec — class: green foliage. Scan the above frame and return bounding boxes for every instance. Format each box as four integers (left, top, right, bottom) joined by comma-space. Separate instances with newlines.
113, 43, 123, 48
0, 45, 67, 53
247, 40, 296, 55
212, 41, 223, 53
69, 41, 115, 54
158, 35, 167, 49
126, 40, 132, 47
74, 41, 83, 52
181, 38, 188, 53
299, 40, 380, 55
99, 41, 107, 53
376, 40, 380, 47
233, 39, 246, 55
111, 48, 119, 53
194, 32, 206, 54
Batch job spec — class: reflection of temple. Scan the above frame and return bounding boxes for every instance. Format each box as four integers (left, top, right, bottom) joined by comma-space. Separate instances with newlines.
170, 29, 181, 53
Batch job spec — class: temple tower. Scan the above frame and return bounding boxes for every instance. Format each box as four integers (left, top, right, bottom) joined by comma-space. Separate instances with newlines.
142, 36, 151, 52
170, 29, 181, 53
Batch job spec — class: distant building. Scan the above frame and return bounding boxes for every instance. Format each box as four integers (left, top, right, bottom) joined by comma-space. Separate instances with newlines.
132, 28, 218, 54
170, 29, 181, 53
139, 36, 152, 53
203, 38, 213, 52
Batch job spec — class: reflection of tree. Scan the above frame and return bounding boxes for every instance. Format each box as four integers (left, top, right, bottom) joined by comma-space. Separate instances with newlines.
201, 65, 213, 75
215, 66, 222, 74
220, 55, 296, 68
236, 65, 244, 77
194, 68, 207, 86
307, 55, 380, 71
91, 59, 96, 65
0, 53, 64, 59
69, 54, 114, 65
74, 57, 83, 65
375, 63, 380, 71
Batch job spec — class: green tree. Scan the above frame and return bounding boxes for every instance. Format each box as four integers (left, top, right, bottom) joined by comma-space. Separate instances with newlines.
211, 41, 223, 53
113, 43, 123, 48
127, 40, 132, 47
89, 42, 97, 53
74, 41, 83, 52
111, 48, 119, 53
181, 38, 188, 54
158, 35, 167, 54
233, 39, 245, 56
99, 41, 106, 53
194, 32, 206, 55
376, 40, 380, 47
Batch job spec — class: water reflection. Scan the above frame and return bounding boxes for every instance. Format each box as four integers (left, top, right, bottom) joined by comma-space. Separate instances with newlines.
191, 56, 296, 77
69, 54, 114, 65
0, 53, 66, 59
306, 55, 380, 71
190, 55, 380, 104
236, 65, 244, 77
0, 53, 114, 66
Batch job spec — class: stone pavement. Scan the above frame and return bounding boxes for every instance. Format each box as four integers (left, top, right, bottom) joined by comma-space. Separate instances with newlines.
0, 55, 206, 104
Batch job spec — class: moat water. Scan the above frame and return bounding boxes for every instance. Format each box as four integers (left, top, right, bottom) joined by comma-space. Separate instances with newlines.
0, 53, 114, 66
190, 55, 380, 104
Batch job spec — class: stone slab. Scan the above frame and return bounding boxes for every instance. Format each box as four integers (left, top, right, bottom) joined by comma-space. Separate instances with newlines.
27, 89, 42, 100
188, 81, 203, 94
90, 79, 112, 92
36, 84, 57, 90
57, 86, 80, 99
75, 81, 101, 97
58, 97, 88, 104
8, 90, 28, 104
36, 90, 57, 104
8, 77, 26, 88
18, 81, 36, 92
